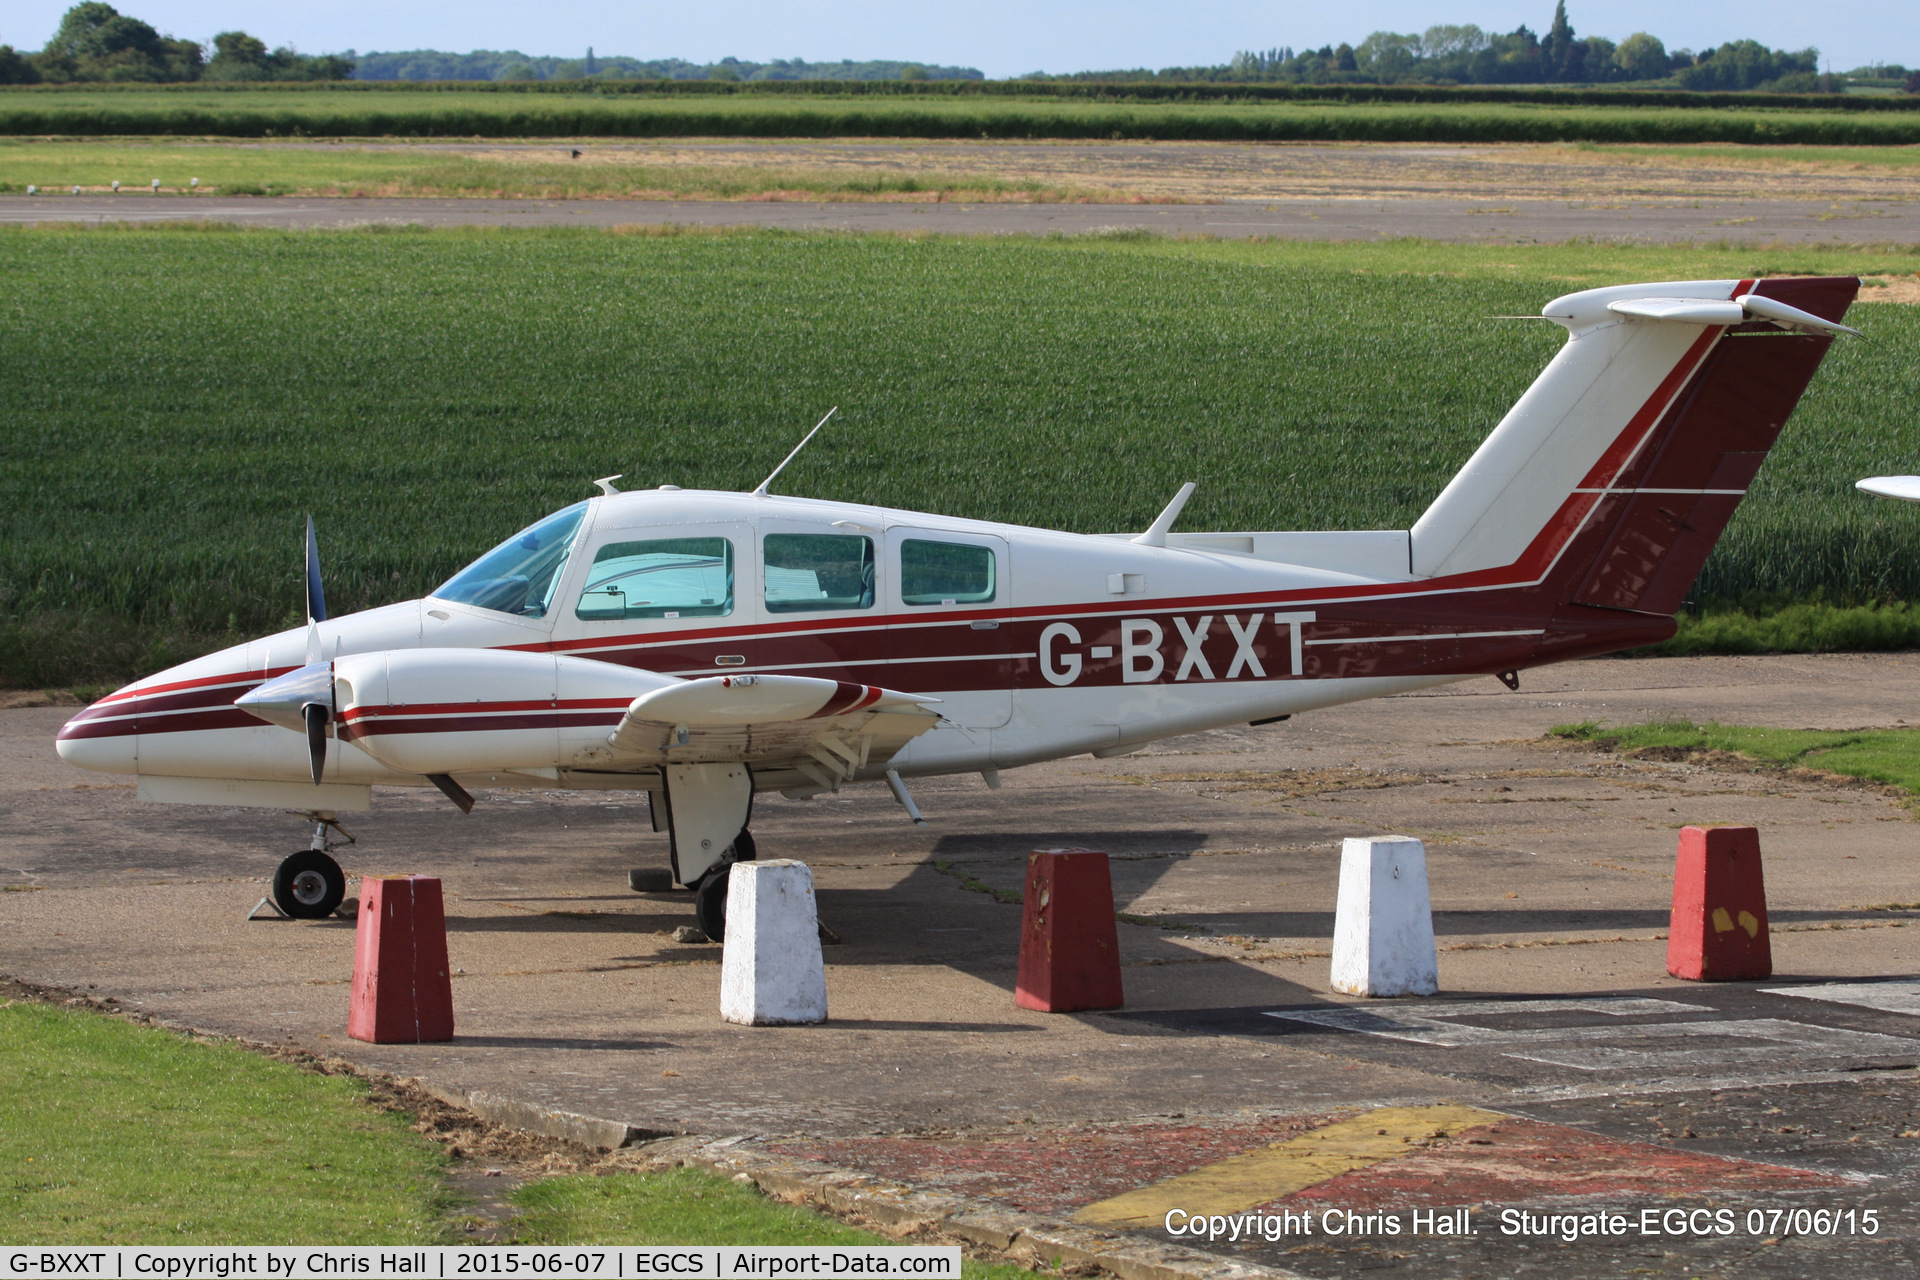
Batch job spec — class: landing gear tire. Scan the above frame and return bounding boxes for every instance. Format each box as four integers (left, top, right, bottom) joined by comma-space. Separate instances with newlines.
692, 829, 755, 941
274, 849, 346, 920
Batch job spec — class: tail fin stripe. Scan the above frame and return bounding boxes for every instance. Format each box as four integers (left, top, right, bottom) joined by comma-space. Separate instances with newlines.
1573, 324, 1725, 492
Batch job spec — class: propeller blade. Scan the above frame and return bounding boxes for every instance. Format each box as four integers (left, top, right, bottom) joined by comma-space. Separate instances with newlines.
305, 515, 328, 623
303, 702, 330, 785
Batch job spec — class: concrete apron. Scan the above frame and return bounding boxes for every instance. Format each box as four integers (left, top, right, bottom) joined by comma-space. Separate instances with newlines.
10, 652, 1920, 1277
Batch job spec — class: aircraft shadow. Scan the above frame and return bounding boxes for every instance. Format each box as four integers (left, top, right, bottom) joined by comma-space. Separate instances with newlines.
928, 830, 1212, 856
444, 912, 690, 934
805, 1018, 1040, 1033
438, 1034, 674, 1051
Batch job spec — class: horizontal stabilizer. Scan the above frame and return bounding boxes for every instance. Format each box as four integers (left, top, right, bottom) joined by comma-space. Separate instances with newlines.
1608, 297, 1745, 326
1609, 293, 1860, 337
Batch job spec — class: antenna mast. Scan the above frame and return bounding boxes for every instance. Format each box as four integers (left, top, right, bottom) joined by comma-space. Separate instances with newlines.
753, 407, 838, 497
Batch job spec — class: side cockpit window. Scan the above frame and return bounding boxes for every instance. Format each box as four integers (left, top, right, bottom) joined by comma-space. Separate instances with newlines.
901, 539, 996, 606
764, 533, 874, 613
575, 538, 734, 620
433, 502, 586, 619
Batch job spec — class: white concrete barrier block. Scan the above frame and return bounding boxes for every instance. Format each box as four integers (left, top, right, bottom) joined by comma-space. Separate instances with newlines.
1330, 835, 1438, 998
719, 860, 828, 1026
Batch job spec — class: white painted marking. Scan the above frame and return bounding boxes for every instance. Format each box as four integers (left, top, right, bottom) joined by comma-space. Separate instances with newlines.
1268, 996, 1706, 1044
1764, 981, 1920, 1017
1266, 996, 1920, 1077
1501, 1019, 1920, 1072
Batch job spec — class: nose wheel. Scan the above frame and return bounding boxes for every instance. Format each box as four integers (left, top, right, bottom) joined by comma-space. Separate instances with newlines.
692, 828, 755, 941
273, 849, 346, 919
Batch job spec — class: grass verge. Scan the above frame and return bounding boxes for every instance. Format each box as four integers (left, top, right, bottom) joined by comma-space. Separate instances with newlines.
508, 1169, 1035, 1280
0, 985, 1048, 1267
1549, 719, 1920, 794
0, 995, 448, 1243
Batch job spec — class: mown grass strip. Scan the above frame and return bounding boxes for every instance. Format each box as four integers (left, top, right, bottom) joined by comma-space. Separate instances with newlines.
0, 141, 1103, 203
1550, 719, 1920, 794
2, 225, 1917, 688
0, 998, 448, 1244
5, 91, 1920, 144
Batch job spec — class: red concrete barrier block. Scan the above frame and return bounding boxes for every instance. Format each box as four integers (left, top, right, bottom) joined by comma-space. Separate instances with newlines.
348, 876, 455, 1043
1667, 826, 1771, 981
1016, 849, 1124, 1013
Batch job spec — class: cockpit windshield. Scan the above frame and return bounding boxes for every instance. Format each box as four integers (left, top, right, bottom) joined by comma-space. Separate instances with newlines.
432, 502, 587, 618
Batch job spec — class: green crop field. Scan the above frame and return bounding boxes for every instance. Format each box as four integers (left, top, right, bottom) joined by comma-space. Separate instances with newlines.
2, 225, 1918, 689
5, 86, 1920, 145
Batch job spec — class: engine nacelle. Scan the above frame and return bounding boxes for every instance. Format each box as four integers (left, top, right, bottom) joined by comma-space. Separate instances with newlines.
328, 648, 674, 776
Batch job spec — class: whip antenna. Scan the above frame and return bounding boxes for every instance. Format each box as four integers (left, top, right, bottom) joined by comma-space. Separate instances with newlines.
753, 407, 837, 497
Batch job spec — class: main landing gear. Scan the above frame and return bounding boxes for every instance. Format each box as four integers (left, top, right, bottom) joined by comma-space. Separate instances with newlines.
272, 814, 353, 920
660, 763, 757, 943
693, 829, 756, 942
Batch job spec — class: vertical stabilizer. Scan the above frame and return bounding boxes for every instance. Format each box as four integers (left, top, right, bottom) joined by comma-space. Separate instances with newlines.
1409, 278, 1856, 611
1410, 280, 1739, 579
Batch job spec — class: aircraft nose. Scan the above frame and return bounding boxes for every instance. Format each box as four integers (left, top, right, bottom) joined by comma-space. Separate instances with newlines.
54, 685, 141, 774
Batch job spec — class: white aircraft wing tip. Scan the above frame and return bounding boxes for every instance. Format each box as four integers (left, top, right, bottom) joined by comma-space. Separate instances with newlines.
1857, 476, 1920, 503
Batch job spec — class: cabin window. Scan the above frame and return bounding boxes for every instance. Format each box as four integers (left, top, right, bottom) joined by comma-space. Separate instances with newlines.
900, 539, 996, 606
763, 533, 875, 612
433, 502, 586, 619
575, 537, 733, 621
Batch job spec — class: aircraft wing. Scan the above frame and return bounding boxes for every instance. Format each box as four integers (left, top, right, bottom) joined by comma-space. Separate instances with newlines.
1858, 476, 1920, 504
604, 673, 941, 794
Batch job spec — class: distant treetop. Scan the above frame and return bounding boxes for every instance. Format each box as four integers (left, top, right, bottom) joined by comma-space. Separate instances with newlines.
347, 50, 983, 83
1029, 3, 1840, 92
0, 2, 352, 83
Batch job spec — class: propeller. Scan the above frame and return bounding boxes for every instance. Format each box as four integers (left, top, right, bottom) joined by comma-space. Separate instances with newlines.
305, 515, 328, 623
304, 702, 330, 786
304, 515, 330, 782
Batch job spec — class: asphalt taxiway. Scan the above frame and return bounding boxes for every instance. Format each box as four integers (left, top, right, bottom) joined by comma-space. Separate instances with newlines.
8, 652, 1920, 1275
5, 192, 1919, 245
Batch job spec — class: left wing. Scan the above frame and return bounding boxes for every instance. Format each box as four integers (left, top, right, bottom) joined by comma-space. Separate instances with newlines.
605, 673, 941, 795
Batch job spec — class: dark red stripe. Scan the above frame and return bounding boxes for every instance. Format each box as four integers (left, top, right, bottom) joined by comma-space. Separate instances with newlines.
342, 711, 625, 738
338, 696, 630, 724
808, 681, 876, 718
57, 707, 262, 740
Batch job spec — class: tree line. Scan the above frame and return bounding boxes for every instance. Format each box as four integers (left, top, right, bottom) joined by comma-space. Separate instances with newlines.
0, 3, 351, 84
1035, 2, 1911, 93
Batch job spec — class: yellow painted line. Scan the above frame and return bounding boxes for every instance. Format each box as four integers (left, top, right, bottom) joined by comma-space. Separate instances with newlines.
1073, 1105, 1503, 1228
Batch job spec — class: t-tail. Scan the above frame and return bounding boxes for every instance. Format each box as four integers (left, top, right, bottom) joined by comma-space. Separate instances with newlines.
1404, 276, 1859, 665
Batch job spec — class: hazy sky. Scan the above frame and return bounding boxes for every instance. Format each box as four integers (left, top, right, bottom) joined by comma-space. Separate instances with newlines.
5, 1, 1913, 78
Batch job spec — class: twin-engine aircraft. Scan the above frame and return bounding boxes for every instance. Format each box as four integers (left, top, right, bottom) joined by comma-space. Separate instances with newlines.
57, 277, 1862, 937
